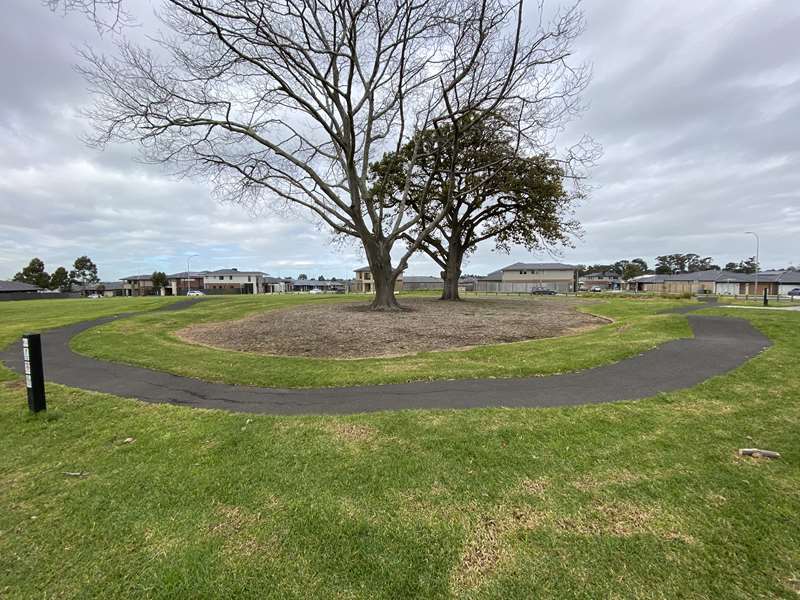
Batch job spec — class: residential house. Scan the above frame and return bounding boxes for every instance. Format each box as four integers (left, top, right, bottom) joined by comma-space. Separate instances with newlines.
122, 274, 156, 296
476, 262, 577, 293
165, 271, 208, 296
403, 276, 444, 291
81, 282, 125, 297
352, 266, 404, 293
579, 270, 621, 290
627, 270, 800, 295
202, 269, 269, 294
264, 276, 293, 293
291, 279, 345, 292
0, 280, 42, 296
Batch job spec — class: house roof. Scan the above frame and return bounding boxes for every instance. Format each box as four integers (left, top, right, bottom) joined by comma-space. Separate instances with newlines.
501, 262, 576, 271
480, 269, 504, 281
166, 271, 209, 279
777, 270, 800, 284
121, 274, 153, 281
354, 265, 372, 272
632, 270, 800, 285
404, 276, 444, 283
80, 281, 124, 291
0, 280, 41, 293
205, 268, 269, 276
291, 279, 344, 287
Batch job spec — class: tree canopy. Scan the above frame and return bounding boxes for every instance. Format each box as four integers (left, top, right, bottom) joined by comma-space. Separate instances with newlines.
49, 266, 72, 291
13, 258, 51, 289
654, 253, 719, 274
71, 255, 100, 287
371, 113, 582, 299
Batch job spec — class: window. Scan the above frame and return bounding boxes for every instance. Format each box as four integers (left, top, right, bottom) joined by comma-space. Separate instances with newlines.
219, 276, 224, 280
229, 276, 233, 280
247, 276, 251, 282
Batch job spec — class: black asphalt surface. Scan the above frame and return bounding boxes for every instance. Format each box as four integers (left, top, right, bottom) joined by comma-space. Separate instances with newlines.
0, 300, 771, 415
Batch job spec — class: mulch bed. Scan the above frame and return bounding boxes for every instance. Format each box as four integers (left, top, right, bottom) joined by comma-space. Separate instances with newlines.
176, 296, 607, 359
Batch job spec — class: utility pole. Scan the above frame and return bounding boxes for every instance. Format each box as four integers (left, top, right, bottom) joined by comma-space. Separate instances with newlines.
745, 231, 759, 296
186, 254, 198, 295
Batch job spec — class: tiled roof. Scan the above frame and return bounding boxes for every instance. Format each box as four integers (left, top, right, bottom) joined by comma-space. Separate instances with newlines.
0, 280, 41, 292
404, 276, 444, 283
501, 262, 576, 271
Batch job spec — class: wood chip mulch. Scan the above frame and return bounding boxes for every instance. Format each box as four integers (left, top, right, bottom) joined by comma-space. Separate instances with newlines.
176, 296, 606, 359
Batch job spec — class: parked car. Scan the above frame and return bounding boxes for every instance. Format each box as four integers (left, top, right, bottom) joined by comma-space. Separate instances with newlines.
86, 293, 102, 299
186, 290, 206, 296
530, 287, 556, 295
309, 289, 323, 294
590, 286, 603, 292
788, 288, 800, 297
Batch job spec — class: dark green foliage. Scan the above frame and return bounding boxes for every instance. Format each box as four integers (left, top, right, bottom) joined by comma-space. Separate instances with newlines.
49, 266, 71, 291
724, 257, 758, 274
655, 253, 720, 274
12, 257, 50, 289
371, 113, 579, 299
151, 271, 168, 292
70, 255, 100, 287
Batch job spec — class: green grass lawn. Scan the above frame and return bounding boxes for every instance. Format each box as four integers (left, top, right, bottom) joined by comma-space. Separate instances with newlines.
1, 299, 799, 598
722, 297, 800, 307
69, 294, 693, 388
0, 296, 182, 351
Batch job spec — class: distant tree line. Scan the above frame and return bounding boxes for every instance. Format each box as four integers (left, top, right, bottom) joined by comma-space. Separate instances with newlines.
575, 253, 784, 280
12, 256, 99, 291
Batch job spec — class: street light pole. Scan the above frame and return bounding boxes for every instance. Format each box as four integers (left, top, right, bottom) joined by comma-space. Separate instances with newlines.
745, 231, 759, 295
186, 254, 198, 295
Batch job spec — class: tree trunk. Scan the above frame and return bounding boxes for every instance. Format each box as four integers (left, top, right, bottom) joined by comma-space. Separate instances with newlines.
440, 239, 463, 301
364, 240, 401, 311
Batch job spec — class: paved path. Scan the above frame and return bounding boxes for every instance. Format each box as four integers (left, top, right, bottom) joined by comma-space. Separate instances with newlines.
0, 301, 771, 415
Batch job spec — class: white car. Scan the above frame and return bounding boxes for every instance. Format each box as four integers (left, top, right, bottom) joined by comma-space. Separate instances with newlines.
186, 290, 206, 296
309, 289, 323, 294
86, 293, 102, 299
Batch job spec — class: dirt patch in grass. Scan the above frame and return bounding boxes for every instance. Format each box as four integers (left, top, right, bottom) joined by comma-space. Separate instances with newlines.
325, 422, 378, 444
451, 507, 543, 592
3, 379, 25, 390
176, 296, 605, 359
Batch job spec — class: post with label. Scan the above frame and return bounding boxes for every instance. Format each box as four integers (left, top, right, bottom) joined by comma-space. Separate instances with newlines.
22, 334, 46, 412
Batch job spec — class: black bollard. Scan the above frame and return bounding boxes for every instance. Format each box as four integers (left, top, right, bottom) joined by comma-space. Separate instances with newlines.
763, 288, 768, 307
22, 334, 46, 412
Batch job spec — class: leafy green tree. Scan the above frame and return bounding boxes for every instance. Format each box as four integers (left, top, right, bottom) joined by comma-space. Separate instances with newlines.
317, 275, 326, 281
13, 258, 50, 289
297, 274, 308, 280
70, 255, 99, 288
49, 266, 72, 291
655, 253, 718, 274
725, 257, 758, 274
372, 113, 580, 300
151, 271, 168, 294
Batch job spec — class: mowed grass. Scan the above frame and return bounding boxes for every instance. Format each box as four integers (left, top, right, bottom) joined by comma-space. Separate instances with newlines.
70, 294, 693, 388
0, 304, 799, 598
0, 296, 183, 350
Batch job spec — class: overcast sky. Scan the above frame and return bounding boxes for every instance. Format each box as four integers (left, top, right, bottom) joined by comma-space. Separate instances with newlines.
1, 0, 798, 281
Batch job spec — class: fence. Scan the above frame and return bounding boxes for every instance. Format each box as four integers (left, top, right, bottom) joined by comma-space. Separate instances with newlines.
474, 281, 574, 293
0, 292, 82, 302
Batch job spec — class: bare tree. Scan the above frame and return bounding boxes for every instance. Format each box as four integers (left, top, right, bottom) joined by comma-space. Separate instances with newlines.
43, 0, 128, 31
78, 0, 588, 309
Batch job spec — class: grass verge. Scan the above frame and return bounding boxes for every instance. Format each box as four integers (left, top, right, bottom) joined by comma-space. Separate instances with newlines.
0, 305, 798, 598
69, 294, 693, 388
